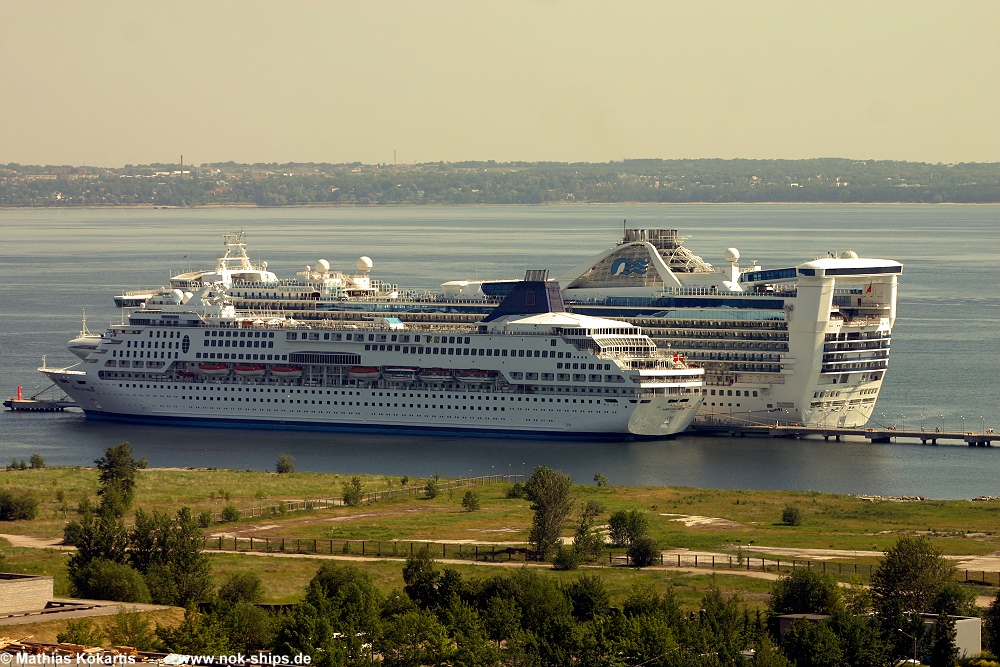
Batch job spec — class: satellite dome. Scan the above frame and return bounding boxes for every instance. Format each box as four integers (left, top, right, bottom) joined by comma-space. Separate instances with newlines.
724, 247, 740, 263
170, 288, 184, 304
357, 256, 374, 272
317, 259, 330, 272
841, 250, 859, 259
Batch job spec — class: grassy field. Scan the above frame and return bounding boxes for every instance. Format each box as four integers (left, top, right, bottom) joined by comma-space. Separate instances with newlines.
2, 466, 999, 554
2, 465, 998, 640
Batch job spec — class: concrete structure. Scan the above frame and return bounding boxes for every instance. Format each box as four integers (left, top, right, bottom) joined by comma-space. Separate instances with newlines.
921, 614, 982, 659
0, 572, 54, 614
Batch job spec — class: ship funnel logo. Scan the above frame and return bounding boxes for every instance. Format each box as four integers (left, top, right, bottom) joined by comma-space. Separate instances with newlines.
610, 257, 649, 276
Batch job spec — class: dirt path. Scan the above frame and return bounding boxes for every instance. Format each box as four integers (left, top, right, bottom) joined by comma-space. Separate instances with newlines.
0, 533, 71, 550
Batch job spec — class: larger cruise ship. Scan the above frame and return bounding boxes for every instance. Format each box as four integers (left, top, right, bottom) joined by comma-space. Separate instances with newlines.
46, 273, 704, 438
107, 228, 901, 429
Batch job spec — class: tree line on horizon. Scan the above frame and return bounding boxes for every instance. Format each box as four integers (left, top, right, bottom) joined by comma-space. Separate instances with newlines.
2, 158, 999, 206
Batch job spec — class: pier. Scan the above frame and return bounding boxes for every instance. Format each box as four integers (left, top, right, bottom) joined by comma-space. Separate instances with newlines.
2, 385, 77, 412
691, 423, 997, 447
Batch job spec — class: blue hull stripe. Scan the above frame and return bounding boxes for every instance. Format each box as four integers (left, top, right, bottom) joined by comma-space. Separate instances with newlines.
82, 411, 641, 442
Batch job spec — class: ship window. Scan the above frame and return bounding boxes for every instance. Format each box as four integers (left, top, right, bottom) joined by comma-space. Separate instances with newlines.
501, 350, 507, 357
519, 350, 525, 357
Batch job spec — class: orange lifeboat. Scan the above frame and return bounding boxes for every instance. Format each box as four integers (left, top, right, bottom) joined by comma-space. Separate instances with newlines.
348, 367, 381, 380
271, 365, 303, 379
198, 363, 230, 376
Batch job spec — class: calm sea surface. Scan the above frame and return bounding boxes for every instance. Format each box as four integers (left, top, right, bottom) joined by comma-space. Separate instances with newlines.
1, 204, 997, 498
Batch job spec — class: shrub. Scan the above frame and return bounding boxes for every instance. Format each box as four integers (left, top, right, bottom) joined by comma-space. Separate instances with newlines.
461, 490, 481, 512
197, 510, 213, 528
593, 472, 608, 487
29, 454, 45, 469
57, 618, 104, 646
221, 505, 240, 523
628, 536, 661, 568
0, 489, 38, 520
72, 559, 152, 603
506, 482, 527, 499
400, 475, 409, 486
553, 545, 581, 571
782, 505, 803, 526
275, 453, 295, 474
218, 572, 265, 605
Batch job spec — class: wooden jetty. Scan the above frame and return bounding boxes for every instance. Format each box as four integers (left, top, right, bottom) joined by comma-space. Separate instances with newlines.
691, 423, 997, 447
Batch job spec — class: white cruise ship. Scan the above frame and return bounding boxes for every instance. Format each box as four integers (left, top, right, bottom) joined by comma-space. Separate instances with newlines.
44, 272, 704, 439
474, 229, 902, 429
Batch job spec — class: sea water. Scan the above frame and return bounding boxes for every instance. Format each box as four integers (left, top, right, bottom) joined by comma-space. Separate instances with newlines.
0, 204, 997, 498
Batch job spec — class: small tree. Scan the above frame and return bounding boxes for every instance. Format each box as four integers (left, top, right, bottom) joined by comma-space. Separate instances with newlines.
782, 504, 803, 526
275, 453, 295, 474
461, 490, 481, 512
221, 505, 240, 523
872, 536, 957, 615
572, 499, 605, 562
102, 607, 157, 651
608, 508, 649, 547
94, 442, 141, 515
768, 568, 842, 616
343, 476, 364, 506
29, 454, 45, 469
563, 574, 610, 622
524, 466, 574, 559
425, 473, 441, 500
593, 472, 608, 487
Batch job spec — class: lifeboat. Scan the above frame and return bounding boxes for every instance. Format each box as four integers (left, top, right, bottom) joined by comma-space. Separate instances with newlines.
198, 363, 230, 376
234, 364, 266, 377
176, 370, 197, 378
419, 368, 453, 382
271, 365, 303, 379
382, 366, 418, 381
456, 369, 497, 384
348, 367, 381, 380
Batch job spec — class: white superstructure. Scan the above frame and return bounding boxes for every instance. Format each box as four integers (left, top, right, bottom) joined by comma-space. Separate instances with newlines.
45, 273, 704, 439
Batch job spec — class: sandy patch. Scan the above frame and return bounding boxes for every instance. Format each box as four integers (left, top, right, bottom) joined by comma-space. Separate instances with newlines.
660, 513, 743, 529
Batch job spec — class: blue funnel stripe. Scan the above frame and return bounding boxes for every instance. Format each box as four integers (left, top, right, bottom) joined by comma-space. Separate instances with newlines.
481, 281, 565, 321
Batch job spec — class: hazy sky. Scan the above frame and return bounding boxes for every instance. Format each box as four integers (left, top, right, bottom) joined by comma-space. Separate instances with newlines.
2, 1, 997, 166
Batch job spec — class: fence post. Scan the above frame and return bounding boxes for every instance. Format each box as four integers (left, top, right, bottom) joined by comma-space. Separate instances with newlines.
677, 554, 681, 567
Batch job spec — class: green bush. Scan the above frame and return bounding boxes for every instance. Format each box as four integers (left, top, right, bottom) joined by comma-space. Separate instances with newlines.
57, 618, 104, 646
506, 482, 526, 499
553, 545, 581, 571
29, 454, 45, 469
0, 489, 38, 520
221, 504, 240, 523
627, 536, 661, 568
782, 504, 803, 526
71, 558, 152, 603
